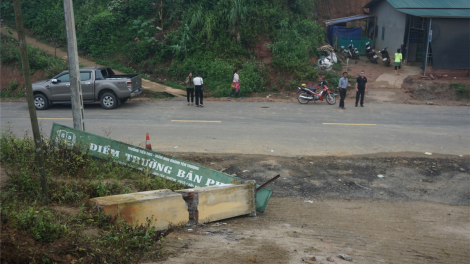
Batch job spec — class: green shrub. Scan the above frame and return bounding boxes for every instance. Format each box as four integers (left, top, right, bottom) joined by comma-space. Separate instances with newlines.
268, 19, 324, 72
12, 207, 70, 243
136, 173, 185, 192
1, 0, 327, 94
450, 82, 470, 99
240, 61, 266, 94
164, 81, 186, 90
0, 130, 176, 262
333, 62, 343, 72
0, 35, 68, 79
7, 79, 19, 91
0, 79, 23, 99
99, 218, 167, 261
1, 131, 186, 201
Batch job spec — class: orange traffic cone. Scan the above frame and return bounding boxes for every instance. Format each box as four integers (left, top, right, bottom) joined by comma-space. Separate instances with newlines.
145, 133, 152, 150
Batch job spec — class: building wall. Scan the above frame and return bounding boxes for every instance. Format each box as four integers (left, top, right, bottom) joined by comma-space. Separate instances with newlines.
370, 0, 407, 54
431, 18, 470, 69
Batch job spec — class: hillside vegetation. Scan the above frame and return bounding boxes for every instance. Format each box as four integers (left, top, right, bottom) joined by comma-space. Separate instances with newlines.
1, 0, 327, 96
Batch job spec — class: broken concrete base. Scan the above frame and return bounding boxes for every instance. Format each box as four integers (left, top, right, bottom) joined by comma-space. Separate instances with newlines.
90, 183, 257, 230
89, 189, 189, 230
176, 182, 256, 224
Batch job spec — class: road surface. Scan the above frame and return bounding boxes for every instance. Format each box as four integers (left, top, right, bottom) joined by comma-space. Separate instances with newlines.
1, 100, 469, 156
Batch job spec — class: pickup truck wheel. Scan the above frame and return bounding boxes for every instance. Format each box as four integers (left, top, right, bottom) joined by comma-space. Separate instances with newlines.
34, 94, 49, 110
100, 92, 118, 109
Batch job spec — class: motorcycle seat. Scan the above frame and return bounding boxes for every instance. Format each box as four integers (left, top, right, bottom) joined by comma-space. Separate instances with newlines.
307, 87, 316, 92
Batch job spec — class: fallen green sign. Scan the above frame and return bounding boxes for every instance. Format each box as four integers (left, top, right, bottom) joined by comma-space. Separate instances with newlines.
50, 123, 272, 212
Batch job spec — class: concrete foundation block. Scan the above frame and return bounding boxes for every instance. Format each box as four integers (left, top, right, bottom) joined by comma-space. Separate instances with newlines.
176, 182, 256, 224
89, 189, 189, 230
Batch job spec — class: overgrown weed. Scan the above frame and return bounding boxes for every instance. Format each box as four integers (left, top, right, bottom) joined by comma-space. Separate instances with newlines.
450, 82, 470, 99
0, 129, 185, 263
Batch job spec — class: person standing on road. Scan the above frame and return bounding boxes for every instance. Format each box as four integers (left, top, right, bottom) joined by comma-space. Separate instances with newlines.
338, 72, 348, 109
355, 70, 367, 107
228, 69, 242, 100
394, 48, 403, 76
185, 72, 194, 106
193, 72, 204, 107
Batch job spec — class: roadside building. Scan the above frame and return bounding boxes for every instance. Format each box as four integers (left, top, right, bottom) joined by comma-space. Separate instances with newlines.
363, 0, 470, 75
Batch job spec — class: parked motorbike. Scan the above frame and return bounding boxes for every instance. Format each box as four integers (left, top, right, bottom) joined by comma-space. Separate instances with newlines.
378, 47, 391, 66
366, 44, 378, 63
338, 41, 359, 60
365, 42, 378, 63
348, 41, 360, 60
338, 46, 349, 60
297, 82, 337, 105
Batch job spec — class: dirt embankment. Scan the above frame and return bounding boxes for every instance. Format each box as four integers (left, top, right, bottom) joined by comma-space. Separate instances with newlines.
315, 0, 370, 19
401, 77, 470, 106
157, 152, 470, 264
1, 64, 46, 90
171, 152, 470, 206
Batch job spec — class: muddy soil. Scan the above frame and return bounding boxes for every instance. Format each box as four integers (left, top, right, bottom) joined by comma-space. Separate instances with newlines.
152, 152, 470, 264
157, 198, 469, 264
401, 78, 470, 106
168, 152, 470, 206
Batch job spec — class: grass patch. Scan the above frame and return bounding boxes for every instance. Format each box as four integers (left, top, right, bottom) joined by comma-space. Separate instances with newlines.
0, 79, 24, 99
333, 62, 343, 72
450, 82, 470, 99
94, 58, 135, 74
164, 81, 186, 90
0, 127, 186, 263
140, 89, 175, 100
0, 35, 68, 78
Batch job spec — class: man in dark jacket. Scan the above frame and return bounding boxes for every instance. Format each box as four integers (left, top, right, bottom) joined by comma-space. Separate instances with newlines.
355, 70, 368, 107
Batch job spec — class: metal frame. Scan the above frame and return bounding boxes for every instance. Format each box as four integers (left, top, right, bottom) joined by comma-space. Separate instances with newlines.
424, 18, 432, 75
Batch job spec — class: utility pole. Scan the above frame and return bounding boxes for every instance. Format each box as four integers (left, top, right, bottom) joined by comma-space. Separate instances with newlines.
63, 0, 85, 131
12, 0, 49, 205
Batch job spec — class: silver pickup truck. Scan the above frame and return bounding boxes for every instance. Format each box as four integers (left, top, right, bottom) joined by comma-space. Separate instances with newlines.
32, 67, 142, 110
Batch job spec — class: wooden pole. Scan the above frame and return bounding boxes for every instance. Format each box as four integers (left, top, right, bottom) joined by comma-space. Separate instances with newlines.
63, 0, 85, 131
12, 0, 49, 205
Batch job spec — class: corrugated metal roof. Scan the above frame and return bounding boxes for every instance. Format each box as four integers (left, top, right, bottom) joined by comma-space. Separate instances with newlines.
388, 0, 470, 9
364, 0, 470, 17
398, 9, 470, 18
324, 14, 374, 26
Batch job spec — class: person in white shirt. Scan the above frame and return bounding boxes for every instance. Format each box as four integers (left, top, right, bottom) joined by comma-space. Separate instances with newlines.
193, 72, 204, 107
228, 69, 242, 100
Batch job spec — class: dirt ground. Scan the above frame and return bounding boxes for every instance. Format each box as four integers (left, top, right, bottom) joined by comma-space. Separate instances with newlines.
401, 77, 470, 106
2, 152, 468, 263
149, 152, 470, 264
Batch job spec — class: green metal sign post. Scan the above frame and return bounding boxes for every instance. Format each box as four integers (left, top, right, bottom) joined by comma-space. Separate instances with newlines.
50, 123, 272, 212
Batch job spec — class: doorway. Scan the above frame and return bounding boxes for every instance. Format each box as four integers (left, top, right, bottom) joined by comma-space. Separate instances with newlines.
406, 16, 426, 62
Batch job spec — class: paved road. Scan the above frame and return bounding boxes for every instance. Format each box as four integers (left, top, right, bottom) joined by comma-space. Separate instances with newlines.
1, 100, 469, 156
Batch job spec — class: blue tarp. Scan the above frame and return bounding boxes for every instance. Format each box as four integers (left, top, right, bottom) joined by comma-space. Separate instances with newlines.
327, 26, 362, 46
